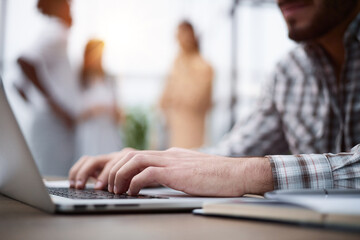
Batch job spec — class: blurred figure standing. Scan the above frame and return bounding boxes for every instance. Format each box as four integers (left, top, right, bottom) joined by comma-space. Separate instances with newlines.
160, 21, 213, 148
14, 0, 79, 176
75, 39, 122, 159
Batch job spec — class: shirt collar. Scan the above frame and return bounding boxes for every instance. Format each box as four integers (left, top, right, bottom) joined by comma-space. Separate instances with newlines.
302, 12, 360, 56
343, 12, 360, 43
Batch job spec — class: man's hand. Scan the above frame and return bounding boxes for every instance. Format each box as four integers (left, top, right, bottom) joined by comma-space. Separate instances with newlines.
69, 148, 135, 189
69, 148, 274, 197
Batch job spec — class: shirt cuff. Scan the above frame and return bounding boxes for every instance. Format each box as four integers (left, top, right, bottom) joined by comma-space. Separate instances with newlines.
266, 154, 334, 190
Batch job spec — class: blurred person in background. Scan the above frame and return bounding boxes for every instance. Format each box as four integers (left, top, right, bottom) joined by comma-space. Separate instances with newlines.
14, 0, 79, 176
75, 39, 123, 160
159, 21, 213, 149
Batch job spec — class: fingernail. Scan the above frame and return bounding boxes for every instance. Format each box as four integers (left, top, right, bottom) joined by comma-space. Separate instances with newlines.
76, 180, 83, 188
95, 181, 103, 189
69, 180, 75, 187
114, 186, 118, 194
108, 185, 112, 192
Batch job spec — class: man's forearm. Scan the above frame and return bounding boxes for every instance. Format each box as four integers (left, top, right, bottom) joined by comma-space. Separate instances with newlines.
242, 157, 274, 194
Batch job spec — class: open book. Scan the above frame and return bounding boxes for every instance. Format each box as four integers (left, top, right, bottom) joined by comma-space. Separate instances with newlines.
194, 189, 360, 229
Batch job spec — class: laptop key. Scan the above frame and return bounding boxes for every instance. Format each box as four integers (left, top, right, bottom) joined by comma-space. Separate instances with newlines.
47, 187, 167, 199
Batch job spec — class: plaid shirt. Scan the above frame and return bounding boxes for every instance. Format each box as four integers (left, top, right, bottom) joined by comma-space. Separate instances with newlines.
208, 14, 360, 190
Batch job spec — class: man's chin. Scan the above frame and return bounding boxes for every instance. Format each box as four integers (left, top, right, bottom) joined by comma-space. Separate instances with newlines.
287, 27, 327, 42
288, 31, 310, 42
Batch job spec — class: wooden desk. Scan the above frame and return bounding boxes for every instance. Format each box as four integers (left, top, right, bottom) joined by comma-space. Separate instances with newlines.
1, 195, 359, 240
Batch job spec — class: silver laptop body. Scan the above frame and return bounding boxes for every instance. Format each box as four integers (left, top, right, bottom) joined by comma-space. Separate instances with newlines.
0, 78, 240, 213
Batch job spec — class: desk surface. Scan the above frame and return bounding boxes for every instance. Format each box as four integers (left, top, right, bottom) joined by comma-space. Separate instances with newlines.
1, 194, 359, 240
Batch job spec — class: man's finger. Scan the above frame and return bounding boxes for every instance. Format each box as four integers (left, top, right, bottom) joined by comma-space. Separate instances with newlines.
111, 155, 170, 194
107, 151, 137, 192
128, 167, 168, 195
107, 150, 158, 192
75, 156, 109, 189
94, 159, 119, 190
68, 156, 91, 187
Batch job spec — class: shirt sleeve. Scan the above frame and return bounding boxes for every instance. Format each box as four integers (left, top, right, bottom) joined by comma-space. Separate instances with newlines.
267, 144, 360, 189
203, 73, 290, 157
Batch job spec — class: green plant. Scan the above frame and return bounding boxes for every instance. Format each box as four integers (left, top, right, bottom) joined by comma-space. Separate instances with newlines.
122, 108, 149, 150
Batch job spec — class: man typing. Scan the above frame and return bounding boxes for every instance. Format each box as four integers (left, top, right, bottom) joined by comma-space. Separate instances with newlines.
69, 0, 360, 196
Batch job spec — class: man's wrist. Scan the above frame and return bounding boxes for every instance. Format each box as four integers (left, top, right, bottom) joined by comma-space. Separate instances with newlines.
243, 157, 274, 194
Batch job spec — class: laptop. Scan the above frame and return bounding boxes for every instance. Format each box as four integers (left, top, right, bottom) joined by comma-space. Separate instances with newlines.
0, 78, 243, 213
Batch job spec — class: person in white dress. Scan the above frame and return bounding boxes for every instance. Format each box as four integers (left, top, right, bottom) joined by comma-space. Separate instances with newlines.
14, 0, 79, 176
75, 39, 123, 160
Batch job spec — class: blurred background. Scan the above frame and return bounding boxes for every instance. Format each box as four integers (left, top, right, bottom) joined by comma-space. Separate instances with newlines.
0, 0, 295, 175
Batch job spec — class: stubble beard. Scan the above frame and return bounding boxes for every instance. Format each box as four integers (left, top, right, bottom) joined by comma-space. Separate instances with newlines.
286, 0, 358, 42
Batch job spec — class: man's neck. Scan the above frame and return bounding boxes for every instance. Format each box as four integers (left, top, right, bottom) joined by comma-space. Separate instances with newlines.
316, 6, 360, 82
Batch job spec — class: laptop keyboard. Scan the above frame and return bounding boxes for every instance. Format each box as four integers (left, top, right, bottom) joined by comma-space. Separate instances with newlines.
47, 187, 167, 200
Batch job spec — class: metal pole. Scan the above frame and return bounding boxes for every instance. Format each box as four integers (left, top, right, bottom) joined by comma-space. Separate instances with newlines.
228, 0, 276, 131
229, 0, 239, 130
0, 0, 7, 75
